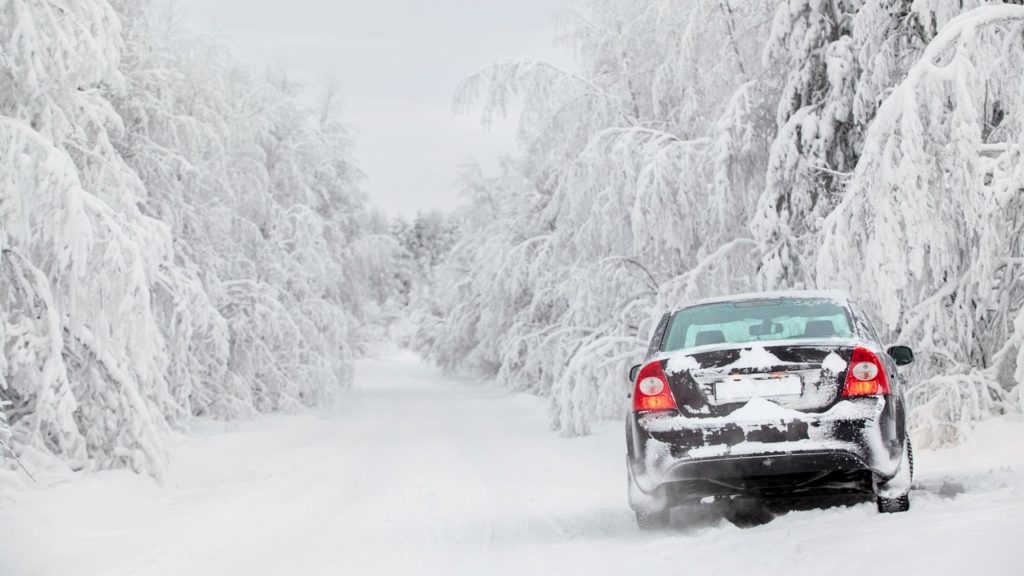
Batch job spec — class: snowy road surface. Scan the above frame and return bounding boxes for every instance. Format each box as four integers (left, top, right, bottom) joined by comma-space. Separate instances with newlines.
2, 351, 1023, 576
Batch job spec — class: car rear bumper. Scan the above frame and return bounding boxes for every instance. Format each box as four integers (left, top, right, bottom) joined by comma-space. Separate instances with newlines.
657, 448, 868, 482
627, 397, 904, 506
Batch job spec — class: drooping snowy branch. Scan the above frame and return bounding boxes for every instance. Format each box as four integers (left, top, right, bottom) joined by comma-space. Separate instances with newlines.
817, 4, 1024, 446
423, 0, 1024, 445
1, 0, 399, 477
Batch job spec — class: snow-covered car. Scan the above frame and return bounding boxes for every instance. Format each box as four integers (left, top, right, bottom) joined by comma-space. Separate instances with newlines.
626, 291, 914, 529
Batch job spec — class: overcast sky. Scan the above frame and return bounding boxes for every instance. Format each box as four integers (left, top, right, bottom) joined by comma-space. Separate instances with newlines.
182, 0, 575, 216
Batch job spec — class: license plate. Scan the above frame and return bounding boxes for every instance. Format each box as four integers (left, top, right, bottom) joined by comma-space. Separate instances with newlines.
715, 374, 802, 401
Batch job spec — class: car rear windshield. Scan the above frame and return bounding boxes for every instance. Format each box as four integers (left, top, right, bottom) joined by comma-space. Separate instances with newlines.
662, 298, 854, 352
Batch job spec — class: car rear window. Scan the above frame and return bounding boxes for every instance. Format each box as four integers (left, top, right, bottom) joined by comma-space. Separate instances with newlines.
662, 298, 854, 352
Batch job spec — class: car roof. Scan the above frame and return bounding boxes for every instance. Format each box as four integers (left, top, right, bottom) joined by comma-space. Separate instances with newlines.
673, 290, 853, 314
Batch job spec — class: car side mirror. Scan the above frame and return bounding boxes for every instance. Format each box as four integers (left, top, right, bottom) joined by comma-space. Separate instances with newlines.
887, 345, 914, 366
628, 364, 641, 383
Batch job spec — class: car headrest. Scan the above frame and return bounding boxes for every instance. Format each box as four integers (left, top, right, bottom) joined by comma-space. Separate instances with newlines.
695, 330, 726, 346
803, 320, 836, 338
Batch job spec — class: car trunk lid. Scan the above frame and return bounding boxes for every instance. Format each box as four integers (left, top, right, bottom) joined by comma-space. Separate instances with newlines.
662, 343, 853, 417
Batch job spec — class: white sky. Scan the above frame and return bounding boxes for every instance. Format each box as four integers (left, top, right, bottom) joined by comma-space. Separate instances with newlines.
182, 0, 575, 216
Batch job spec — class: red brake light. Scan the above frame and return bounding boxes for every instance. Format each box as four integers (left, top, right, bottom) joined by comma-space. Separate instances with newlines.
632, 361, 677, 412
842, 347, 890, 397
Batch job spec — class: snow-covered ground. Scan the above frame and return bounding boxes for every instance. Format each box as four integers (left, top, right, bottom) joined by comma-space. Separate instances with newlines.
1, 351, 1022, 576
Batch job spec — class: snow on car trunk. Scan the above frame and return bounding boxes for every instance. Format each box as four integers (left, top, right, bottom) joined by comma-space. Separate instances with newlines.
662, 344, 855, 418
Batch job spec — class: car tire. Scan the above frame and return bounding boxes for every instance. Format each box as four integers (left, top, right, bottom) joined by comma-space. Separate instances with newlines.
876, 441, 913, 514
635, 509, 669, 530
627, 464, 670, 529
876, 493, 910, 513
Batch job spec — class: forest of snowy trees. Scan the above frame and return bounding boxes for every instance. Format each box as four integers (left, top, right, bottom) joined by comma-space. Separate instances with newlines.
0, 0, 401, 478
3, 0, 1024, 482
417, 0, 1024, 448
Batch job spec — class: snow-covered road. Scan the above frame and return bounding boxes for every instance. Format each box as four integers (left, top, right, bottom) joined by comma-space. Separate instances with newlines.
2, 352, 1023, 576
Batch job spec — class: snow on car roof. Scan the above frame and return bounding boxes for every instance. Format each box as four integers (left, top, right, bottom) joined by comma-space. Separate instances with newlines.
675, 289, 852, 312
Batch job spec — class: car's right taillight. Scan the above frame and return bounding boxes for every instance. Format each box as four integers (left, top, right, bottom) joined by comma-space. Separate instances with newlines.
843, 347, 891, 397
632, 361, 677, 412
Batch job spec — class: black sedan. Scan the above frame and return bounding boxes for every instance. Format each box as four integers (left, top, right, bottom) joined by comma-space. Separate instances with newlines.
626, 291, 914, 529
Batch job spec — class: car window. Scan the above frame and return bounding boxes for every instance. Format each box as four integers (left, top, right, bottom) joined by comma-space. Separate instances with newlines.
848, 302, 883, 343
646, 313, 670, 359
663, 298, 854, 352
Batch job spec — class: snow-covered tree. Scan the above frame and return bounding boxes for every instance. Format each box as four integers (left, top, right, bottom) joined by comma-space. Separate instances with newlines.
424, 0, 1024, 444
753, 0, 864, 288
391, 211, 460, 311
1, 0, 181, 475
818, 4, 1024, 446
1, 0, 396, 477
425, 0, 777, 434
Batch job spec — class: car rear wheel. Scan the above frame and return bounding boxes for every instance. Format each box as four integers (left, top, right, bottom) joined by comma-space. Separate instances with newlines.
635, 509, 669, 530
876, 441, 913, 514
627, 464, 670, 529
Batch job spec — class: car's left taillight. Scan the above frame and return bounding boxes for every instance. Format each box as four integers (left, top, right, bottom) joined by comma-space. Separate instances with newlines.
842, 347, 891, 397
632, 361, 677, 413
